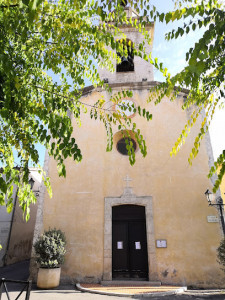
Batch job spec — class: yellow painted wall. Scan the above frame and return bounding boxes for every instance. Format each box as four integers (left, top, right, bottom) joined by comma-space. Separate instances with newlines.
220, 168, 225, 203
42, 85, 225, 287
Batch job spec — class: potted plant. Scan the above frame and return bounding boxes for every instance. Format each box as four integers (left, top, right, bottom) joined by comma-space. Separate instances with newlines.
34, 228, 66, 289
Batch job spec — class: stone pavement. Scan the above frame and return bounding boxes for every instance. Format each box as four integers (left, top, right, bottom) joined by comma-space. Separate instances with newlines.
2, 286, 225, 300
77, 283, 187, 297
1, 261, 225, 299
0, 260, 30, 281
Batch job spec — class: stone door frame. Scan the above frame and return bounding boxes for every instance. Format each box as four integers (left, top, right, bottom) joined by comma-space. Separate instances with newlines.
103, 190, 158, 281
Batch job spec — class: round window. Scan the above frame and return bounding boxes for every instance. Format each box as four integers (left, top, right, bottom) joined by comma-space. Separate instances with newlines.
116, 138, 137, 155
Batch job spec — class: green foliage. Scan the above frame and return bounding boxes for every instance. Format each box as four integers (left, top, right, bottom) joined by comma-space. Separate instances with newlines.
217, 238, 225, 272
34, 228, 66, 268
2, 0, 224, 220
148, 0, 225, 192
0, 0, 154, 219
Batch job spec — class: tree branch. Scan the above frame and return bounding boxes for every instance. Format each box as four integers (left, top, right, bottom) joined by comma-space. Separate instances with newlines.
34, 85, 114, 112
0, 4, 18, 8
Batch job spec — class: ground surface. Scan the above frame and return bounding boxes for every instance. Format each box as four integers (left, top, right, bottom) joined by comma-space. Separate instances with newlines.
1, 261, 225, 299
1, 289, 225, 300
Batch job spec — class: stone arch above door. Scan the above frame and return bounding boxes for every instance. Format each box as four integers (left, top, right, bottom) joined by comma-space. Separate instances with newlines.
103, 186, 158, 281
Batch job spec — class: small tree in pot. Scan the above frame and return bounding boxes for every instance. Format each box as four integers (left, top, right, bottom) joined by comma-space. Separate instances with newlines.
34, 228, 66, 289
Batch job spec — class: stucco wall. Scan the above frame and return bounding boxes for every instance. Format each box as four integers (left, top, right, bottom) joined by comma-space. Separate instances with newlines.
5, 202, 38, 265
4, 169, 41, 265
220, 168, 225, 203
39, 83, 225, 287
0, 183, 17, 266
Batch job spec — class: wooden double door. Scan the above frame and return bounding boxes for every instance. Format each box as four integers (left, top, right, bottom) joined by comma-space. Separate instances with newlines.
112, 205, 149, 280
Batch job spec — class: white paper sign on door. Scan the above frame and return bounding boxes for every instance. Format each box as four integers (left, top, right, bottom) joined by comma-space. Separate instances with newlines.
117, 241, 123, 249
135, 241, 141, 250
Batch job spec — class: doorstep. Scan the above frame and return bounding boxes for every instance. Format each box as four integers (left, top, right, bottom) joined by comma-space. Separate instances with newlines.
101, 280, 161, 286
76, 283, 187, 297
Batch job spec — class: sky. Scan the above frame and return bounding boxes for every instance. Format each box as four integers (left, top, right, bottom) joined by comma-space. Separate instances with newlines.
151, 0, 225, 160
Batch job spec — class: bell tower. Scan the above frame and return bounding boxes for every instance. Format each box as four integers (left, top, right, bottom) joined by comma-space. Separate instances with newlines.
98, 5, 155, 84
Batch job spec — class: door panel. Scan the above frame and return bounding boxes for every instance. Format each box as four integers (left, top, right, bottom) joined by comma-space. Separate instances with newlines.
112, 206, 149, 280
129, 221, 148, 278
112, 222, 129, 273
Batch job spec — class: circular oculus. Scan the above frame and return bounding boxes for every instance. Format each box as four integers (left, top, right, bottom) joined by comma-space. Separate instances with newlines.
116, 138, 137, 156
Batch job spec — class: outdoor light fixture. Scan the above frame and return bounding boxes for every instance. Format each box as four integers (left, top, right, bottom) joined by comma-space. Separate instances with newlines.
205, 189, 216, 205
28, 177, 35, 190
205, 189, 225, 235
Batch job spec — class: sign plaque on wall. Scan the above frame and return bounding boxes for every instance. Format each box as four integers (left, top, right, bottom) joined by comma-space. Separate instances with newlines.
207, 216, 219, 223
156, 239, 167, 248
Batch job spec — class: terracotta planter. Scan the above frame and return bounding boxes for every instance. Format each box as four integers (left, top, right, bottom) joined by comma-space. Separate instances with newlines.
37, 267, 61, 289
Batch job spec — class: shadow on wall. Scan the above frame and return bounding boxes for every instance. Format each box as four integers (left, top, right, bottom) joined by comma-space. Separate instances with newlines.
0, 168, 42, 266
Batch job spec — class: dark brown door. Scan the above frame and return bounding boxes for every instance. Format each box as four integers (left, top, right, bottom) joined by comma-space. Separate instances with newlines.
112, 205, 148, 280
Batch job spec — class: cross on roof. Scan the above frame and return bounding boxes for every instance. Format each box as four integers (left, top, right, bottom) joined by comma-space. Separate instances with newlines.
124, 175, 132, 188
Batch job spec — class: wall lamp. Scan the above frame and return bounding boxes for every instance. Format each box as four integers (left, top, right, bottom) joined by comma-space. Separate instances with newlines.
28, 177, 35, 190
29, 177, 39, 197
205, 189, 225, 235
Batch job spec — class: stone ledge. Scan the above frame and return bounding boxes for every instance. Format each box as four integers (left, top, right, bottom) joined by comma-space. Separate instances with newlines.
101, 280, 161, 286
76, 283, 188, 297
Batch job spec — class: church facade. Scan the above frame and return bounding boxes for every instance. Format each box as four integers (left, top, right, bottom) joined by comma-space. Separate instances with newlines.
32, 7, 225, 287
